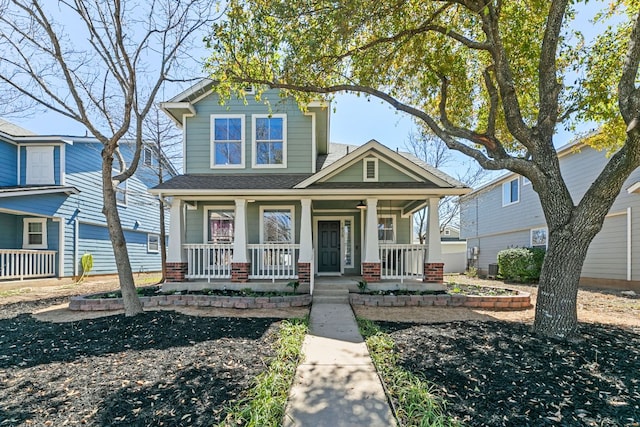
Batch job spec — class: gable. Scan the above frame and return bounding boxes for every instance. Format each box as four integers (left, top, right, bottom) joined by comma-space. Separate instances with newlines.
323, 156, 420, 183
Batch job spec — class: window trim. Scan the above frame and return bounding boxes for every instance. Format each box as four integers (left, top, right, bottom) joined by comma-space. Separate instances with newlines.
210, 114, 246, 169
530, 227, 548, 249
377, 213, 396, 243
23, 218, 48, 249
147, 233, 160, 253
502, 178, 520, 207
114, 173, 127, 207
143, 146, 154, 167
260, 205, 295, 244
252, 114, 287, 169
363, 157, 379, 182
203, 205, 236, 244
343, 218, 354, 268
25, 146, 55, 185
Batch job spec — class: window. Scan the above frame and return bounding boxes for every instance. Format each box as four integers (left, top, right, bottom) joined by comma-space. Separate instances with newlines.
206, 209, 235, 243
502, 178, 519, 206
253, 114, 286, 167
143, 147, 153, 166
262, 207, 293, 243
23, 218, 47, 249
531, 227, 548, 249
343, 219, 353, 267
378, 215, 395, 242
147, 234, 160, 253
26, 146, 54, 185
363, 158, 378, 182
115, 178, 127, 206
522, 176, 531, 186
211, 115, 245, 168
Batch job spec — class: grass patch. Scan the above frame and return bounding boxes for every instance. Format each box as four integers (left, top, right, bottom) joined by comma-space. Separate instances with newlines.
357, 318, 458, 427
219, 316, 308, 426
0, 288, 32, 298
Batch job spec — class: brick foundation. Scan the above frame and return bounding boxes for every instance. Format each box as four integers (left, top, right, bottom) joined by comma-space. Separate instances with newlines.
424, 262, 444, 283
231, 262, 250, 283
166, 262, 188, 282
362, 262, 381, 282
297, 262, 311, 285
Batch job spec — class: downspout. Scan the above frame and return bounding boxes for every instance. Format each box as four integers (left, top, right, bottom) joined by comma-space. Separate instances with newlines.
628, 207, 632, 281
74, 218, 79, 278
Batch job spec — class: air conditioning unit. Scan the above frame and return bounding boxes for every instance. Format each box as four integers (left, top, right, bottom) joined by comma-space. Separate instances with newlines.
487, 263, 499, 279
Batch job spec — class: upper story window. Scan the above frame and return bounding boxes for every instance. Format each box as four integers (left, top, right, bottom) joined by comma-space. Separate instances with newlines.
26, 146, 54, 185
211, 115, 245, 168
23, 218, 47, 249
113, 171, 127, 206
363, 158, 378, 182
143, 147, 154, 167
253, 114, 286, 168
502, 178, 519, 206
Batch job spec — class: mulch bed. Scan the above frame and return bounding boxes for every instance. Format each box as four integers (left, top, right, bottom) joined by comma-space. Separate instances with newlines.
0, 304, 283, 426
378, 320, 640, 426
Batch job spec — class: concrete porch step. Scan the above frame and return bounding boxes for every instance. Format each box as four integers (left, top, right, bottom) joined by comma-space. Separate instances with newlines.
312, 288, 350, 304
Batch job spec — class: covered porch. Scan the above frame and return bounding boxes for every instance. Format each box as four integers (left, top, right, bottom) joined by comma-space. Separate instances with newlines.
164, 196, 445, 287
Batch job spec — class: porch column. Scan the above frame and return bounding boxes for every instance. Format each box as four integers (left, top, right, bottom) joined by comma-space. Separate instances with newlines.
166, 198, 187, 282
298, 198, 313, 285
232, 198, 250, 282
363, 198, 381, 282
425, 197, 444, 283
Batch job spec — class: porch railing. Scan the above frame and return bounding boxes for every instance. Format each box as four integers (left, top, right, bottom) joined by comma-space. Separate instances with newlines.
0, 249, 57, 280
248, 244, 299, 280
184, 244, 233, 281
379, 244, 427, 281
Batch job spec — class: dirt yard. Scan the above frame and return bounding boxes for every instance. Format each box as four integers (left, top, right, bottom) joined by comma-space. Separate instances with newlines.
1, 274, 639, 426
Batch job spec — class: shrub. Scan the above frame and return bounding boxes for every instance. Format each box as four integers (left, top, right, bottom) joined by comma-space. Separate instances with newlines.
497, 247, 545, 282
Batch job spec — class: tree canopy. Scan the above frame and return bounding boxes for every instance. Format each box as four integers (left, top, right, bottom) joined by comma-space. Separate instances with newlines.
207, 0, 640, 338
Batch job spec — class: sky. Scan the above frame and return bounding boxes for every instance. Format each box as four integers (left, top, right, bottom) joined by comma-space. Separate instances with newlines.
6, 0, 613, 182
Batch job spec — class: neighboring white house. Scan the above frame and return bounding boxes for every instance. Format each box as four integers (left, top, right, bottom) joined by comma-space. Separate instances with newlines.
440, 225, 467, 274
460, 138, 640, 290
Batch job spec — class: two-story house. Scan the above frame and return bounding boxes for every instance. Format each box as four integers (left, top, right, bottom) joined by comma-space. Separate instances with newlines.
0, 118, 174, 280
152, 80, 470, 289
460, 137, 640, 290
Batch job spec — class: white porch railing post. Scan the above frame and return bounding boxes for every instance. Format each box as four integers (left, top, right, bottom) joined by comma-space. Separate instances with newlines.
298, 198, 313, 262
233, 199, 248, 263
427, 197, 443, 263
0, 249, 57, 280
364, 198, 380, 263
167, 199, 185, 263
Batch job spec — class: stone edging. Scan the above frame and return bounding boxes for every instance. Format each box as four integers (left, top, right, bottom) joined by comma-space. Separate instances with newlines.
349, 291, 531, 310
69, 293, 313, 311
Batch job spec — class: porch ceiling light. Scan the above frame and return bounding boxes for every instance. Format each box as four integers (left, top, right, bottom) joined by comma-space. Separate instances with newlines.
356, 200, 366, 209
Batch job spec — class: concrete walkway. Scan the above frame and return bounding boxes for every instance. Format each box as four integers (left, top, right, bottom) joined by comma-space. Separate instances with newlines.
283, 302, 396, 426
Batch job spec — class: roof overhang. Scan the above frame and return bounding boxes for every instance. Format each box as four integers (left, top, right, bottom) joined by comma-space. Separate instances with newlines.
0, 186, 80, 198
627, 181, 640, 194
160, 102, 197, 127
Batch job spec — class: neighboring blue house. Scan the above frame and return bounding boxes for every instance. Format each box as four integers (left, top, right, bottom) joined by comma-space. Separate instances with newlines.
0, 118, 175, 280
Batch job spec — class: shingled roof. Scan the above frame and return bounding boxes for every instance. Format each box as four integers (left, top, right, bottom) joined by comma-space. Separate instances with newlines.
153, 174, 312, 190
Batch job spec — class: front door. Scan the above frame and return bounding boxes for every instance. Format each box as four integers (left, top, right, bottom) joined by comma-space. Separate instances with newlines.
318, 220, 341, 273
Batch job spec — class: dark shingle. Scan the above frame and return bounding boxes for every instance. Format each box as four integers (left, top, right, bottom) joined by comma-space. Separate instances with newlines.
152, 174, 313, 190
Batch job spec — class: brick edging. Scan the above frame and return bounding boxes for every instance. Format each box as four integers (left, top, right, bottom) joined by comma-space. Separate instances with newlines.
349, 291, 532, 310
69, 293, 312, 311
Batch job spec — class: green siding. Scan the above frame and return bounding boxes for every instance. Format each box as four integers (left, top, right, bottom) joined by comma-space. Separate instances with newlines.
325, 158, 418, 182
185, 90, 314, 174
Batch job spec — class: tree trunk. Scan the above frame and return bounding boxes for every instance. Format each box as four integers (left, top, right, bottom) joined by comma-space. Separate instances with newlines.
159, 199, 167, 283
533, 224, 592, 338
102, 165, 143, 316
